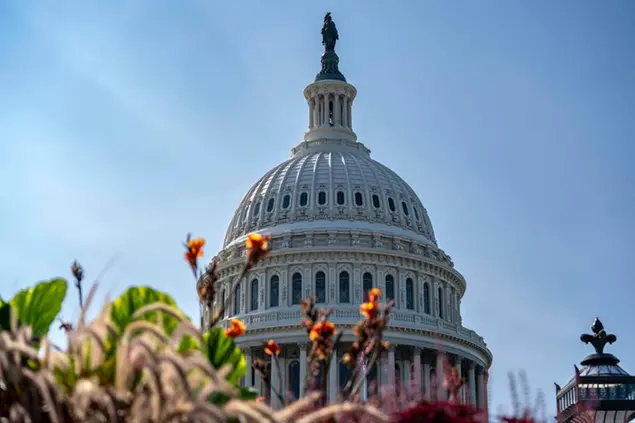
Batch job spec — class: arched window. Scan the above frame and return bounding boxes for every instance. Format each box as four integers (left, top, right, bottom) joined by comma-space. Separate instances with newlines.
234, 282, 241, 315
372, 194, 381, 208
270, 275, 279, 307
362, 272, 373, 301
288, 361, 301, 400
318, 191, 327, 205
253, 202, 261, 215
328, 100, 334, 126
395, 363, 402, 384
282, 195, 291, 209
413, 206, 420, 221
267, 198, 275, 212
339, 271, 350, 303
219, 288, 226, 317
388, 197, 396, 212
339, 361, 350, 390
299, 192, 309, 206
438, 286, 444, 319
402, 202, 409, 216
354, 192, 364, 206
315, 271, 326, 303
423, 283, 431, 314
406, 278, 414, 310
292, 272, 302, 305
336, 191, 345, 205
385, 275, 395, 303
250, 279, 258, 311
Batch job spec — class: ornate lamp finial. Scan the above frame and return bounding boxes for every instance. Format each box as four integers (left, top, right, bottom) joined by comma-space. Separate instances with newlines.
580, 317, 617, 355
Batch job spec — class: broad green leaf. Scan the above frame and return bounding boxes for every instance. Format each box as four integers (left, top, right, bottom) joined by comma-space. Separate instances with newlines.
9, 278, 67, 337
110, 286, 185, 336
203, 327, 247, 385
236, 385, 258, 401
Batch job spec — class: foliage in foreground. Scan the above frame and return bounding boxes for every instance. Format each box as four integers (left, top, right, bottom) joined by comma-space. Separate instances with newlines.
0, 233, 544, 423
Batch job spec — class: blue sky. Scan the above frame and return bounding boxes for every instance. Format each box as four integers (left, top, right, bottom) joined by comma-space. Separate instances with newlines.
1, 0, 633, 418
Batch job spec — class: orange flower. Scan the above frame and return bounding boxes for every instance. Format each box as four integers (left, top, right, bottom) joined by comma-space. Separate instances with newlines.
224, 319, 246, 338
263, 339, 280, 356
184, 237, 206, 268
245, 233, 271, 268
368, 288, 381, 302
359, 300, 378, 320
309, 321, 336, 341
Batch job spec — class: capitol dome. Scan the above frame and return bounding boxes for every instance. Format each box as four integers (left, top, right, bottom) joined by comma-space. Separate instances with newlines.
203, 13, 492, 410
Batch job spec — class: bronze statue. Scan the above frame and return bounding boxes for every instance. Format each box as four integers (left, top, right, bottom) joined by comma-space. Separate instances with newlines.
580, 317, 617, 355
321, 12, 339, 51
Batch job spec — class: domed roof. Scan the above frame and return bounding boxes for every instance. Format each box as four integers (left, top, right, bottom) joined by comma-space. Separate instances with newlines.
223, 139, 436, 248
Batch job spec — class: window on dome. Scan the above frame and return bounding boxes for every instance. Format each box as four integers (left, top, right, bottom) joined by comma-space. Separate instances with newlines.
438, 286, 444, 319
363, 272, 373, 301
250, 279, 258, 311
385, 275, 395, 303
267, 198, 275, 212
253, 202, 261, 216
402, 202, 409, 216
288, 361, 301, 400
423, 283, 431, 314
292, 273, 302, 305
282, 195, 290, 209
299, 192, 309, 206
318, 191, 327, 205
234, 282, 241, 315
413, 206, 420, 221
406, 278, 414, 310
388, 197, 396, 212
372, 194, 381, 208
336, 191, 345, 205
339, 271, 350, 303
354, 192, 364, 206
270, 275, 279, 307
315, 271, 326, 303
220, 288, 226, 317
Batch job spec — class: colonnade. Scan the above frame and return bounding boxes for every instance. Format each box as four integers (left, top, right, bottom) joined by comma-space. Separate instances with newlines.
242, 343, 489, 410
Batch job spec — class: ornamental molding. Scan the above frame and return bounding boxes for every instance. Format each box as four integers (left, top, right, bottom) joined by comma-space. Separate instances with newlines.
236, 323, 492, 368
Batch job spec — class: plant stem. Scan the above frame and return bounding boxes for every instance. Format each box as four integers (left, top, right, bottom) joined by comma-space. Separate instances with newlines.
273, 355, 285, 407
351, 346, 380, 397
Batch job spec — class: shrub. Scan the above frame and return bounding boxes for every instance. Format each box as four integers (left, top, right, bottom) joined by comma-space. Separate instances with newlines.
0, 233, 543, 423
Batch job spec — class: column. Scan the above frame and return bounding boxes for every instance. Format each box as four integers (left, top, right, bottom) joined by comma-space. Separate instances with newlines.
334, 94, 341, 126
342, 96, 348, 127
279, 355, 287, 403
468, 362, 476, 406
477, 370, 485, 410
322, 95, 328, 127
454, 357, 462, 402
423, 362, 431, 400
313, 97, 319, 128
347, 99, 352, 128
328, 352, 338, 403
270, 358, 280, 408
254, 368, 262, 396
387, 348, 396, 386
412, 348, 422, 391
299, 344, 307, 398
309, 98, 314, 129
436, 352, 447, 401
245, 352, 253, 388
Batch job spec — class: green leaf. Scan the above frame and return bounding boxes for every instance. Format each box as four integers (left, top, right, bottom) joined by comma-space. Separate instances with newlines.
9, 278, 67, 337
110, 286, 185, 337
203, 327, 247, 385
0, 302, 12, 331
236, 385, 258, 401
